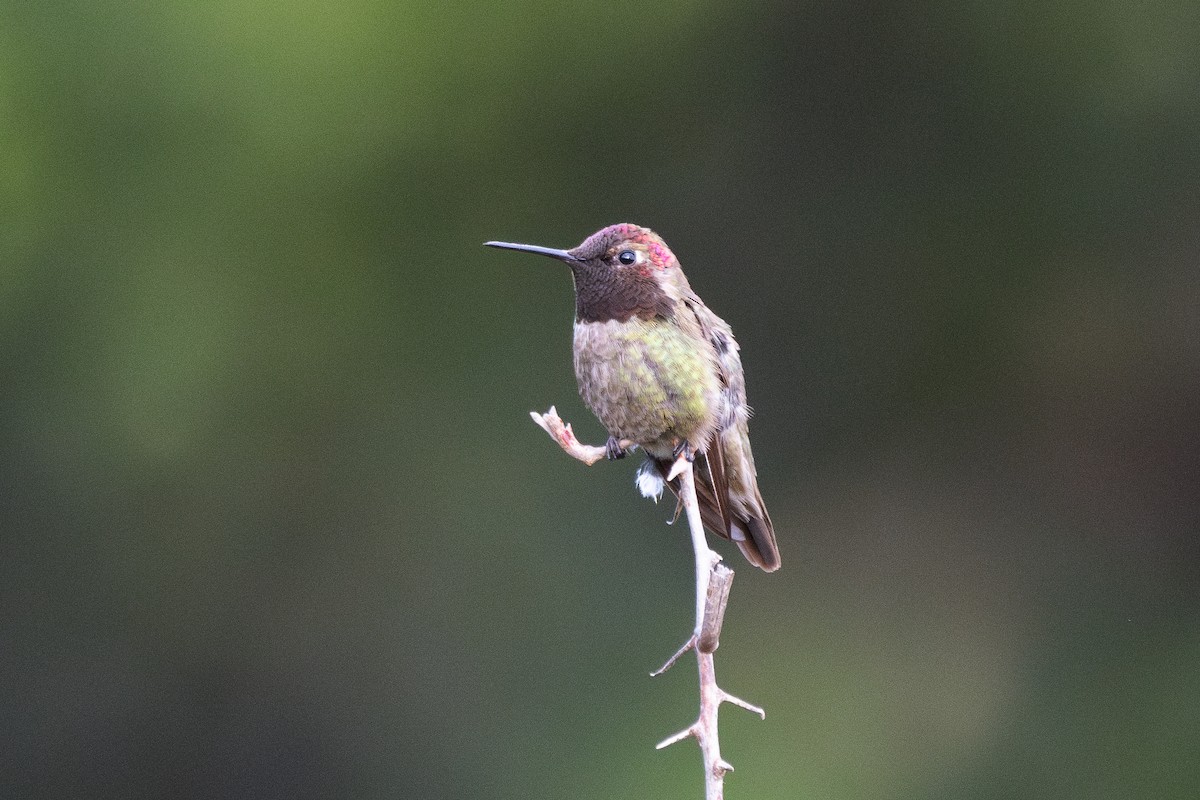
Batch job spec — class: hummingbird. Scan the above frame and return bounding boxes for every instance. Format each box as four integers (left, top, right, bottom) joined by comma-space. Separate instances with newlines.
485, 224, 780, 572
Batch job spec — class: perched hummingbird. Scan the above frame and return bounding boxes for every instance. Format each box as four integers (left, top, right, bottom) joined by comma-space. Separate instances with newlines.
486, 224, 780, 572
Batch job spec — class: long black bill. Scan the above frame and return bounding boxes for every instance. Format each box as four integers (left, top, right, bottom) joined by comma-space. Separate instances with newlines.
484, 241, 576, 262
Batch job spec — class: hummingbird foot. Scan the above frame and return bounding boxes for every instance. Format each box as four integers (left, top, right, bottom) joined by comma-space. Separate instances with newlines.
604, 435, 628, 460
665, 447, 693, 483
672, 439, 696, 463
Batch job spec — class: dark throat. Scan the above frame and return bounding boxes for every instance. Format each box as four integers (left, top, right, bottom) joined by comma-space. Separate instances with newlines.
571, 262, 674, 323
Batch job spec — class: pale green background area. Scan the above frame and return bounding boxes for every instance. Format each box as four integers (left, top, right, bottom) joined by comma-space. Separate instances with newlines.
2, 1, 1198, 798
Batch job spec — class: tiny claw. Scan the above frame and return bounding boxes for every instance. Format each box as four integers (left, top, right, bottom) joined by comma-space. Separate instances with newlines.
672, 440, 696, 462
605, 435, 627, 460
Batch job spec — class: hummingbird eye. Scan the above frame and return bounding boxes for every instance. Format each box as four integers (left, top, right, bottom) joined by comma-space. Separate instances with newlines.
617, 250, 637, 265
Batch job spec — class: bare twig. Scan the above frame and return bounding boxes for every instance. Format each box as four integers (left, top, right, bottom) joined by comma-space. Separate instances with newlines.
653, 455, 765, 800
531, 407, 765, 799
529, 406, 634, 465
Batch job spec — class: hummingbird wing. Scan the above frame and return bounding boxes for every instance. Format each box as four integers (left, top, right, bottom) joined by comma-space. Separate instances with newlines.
650, 292, 780, 572
701, 432, 734, 537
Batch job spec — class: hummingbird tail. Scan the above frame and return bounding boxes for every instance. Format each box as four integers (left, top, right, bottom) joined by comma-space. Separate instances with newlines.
737, 514, 781, 573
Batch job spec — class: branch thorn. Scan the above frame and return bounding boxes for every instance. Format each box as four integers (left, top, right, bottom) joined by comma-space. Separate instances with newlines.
651, 634, 697, 677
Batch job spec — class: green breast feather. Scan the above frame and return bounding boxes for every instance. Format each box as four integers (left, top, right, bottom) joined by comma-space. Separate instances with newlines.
573, 318, 719, 448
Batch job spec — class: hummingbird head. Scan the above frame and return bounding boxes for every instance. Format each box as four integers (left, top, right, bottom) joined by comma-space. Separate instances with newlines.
567, 223, 679, 272
486, 224, 685, 323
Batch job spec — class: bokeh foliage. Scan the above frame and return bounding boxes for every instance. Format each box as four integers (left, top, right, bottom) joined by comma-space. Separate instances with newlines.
2, 1, 1198, 798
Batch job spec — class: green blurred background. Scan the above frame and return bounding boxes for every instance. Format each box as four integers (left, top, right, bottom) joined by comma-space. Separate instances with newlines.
3, 1, 1198, 797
